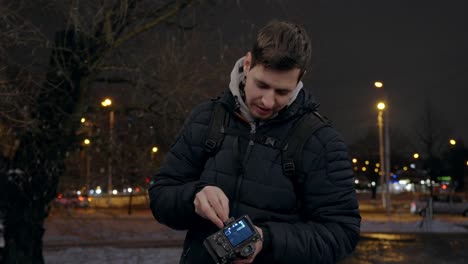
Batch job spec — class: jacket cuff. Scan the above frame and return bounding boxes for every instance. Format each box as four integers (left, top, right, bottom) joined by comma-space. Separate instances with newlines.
259, 225, 271, 251
194, 181, 217, 194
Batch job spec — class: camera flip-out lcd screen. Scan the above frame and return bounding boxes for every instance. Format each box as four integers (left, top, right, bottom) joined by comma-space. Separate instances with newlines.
224, 218, 255, 247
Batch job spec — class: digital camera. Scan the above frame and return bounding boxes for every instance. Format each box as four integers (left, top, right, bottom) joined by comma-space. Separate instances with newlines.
203, 215, 262, 264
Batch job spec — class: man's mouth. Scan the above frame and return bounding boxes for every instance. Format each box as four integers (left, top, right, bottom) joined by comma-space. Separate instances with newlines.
255, 105, 272, 116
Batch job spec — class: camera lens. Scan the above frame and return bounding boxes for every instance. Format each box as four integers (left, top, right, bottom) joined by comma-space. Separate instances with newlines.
242, 245, 254, 256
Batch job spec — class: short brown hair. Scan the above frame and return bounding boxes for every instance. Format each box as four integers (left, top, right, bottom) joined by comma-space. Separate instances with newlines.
251, 20, 312, 80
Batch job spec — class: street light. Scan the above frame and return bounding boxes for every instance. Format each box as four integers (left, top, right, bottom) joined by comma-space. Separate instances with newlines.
377, 101, 386, 209
82, 138, 92, 195
151, 146, 159, 161
375, 80, 391, 216
449, 139, 457, 146
374, 81, 384, 88
101, 98, 115, 199
413, 153, 419, 159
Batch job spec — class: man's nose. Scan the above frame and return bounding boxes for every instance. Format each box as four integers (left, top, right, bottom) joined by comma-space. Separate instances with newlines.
261, 92, 275, 108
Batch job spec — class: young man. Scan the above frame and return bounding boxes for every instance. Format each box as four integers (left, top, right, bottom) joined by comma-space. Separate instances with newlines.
150, 20, 361, 264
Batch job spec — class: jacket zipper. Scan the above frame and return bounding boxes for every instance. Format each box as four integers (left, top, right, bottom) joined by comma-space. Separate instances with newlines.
232, 122, 257, 215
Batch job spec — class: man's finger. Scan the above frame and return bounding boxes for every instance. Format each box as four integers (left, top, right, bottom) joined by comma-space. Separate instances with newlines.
195, 193, 224, 228
204, 187, 229, 222
208, 196, 228, 223
218, 195, 230, 221
203, 205, 224, 228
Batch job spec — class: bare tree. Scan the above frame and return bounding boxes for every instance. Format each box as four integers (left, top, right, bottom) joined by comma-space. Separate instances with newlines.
0, 1, 217, 263
414, 100, 452, 194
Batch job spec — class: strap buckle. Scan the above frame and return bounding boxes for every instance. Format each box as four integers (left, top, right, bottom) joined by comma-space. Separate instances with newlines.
283, 159, 295, 177
204, 139, 217, 153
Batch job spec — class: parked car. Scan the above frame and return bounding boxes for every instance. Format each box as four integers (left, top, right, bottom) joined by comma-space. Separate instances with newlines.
54, 192, 90, 208
410, 193, 468, 217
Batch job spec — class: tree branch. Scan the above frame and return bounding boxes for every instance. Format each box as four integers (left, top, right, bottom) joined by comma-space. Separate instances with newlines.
113, 0, 193, 49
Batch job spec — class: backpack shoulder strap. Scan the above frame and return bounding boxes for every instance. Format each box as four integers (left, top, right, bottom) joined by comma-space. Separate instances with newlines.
282, 111, 330, 193
204, 102, 228, 155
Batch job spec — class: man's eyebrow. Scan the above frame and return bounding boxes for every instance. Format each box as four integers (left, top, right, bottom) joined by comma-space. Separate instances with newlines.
254, 78, 269, 86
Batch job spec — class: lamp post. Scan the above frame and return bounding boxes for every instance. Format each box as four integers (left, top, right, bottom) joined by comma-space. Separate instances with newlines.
375, 81, 391, 215
101, 98, 114, 200
377, 102, 386, 209
83, 138, 92, 193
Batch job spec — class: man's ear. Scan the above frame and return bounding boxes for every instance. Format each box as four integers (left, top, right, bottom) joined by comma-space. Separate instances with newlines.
243, 52, 252, 73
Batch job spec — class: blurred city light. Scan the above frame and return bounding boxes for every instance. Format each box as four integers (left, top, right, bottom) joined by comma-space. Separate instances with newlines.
377, 102, 386, 110
354, 179, 359, 184
81, 117, 86, 123
112, 189, 118, 195
352, 158, 357, 163
101, 98, 112, 107
365, 160, 370, 165
361, 167, 367, 172
152, 146, 159, 153
449, 139, 456, 145
413, 153, 419, 159
84, 139, 91, 145
374, 81, 383, 88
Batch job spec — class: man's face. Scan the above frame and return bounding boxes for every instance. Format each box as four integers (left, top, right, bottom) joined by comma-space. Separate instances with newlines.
243, 52, 301, 120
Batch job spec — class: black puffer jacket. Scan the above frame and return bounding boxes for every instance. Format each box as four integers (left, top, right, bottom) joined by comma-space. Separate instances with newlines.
149, 89, 361, 264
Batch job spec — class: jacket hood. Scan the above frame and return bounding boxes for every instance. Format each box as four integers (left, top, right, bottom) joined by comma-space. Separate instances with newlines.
222, 57, 319, 122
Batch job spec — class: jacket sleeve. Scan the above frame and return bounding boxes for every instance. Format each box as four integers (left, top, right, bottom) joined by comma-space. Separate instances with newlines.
149, 103, 212, 230
262, 127, 361, 263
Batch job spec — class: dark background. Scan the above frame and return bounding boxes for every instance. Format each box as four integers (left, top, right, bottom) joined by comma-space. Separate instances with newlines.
192, 0, 468, 145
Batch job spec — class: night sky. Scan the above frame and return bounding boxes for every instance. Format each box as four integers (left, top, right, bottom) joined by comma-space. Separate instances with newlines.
198, 0, 468, 146
12, 0, 468, 147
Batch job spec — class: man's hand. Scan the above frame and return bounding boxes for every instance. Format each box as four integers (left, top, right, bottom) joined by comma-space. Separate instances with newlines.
232, 226, 264, 264
194, 186, 229, 228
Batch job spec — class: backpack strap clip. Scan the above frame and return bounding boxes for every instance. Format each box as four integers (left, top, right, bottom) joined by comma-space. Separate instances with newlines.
204, 103, 228, 155
282, 159, 295, 178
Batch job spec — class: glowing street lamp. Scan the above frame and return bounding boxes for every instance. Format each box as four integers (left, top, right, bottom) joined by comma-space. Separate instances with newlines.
449, 139, 456, 146
377, 102, 386, 110
413, 153, 419, 159
81, 117, 86, 123
84, 139, 91, 145
152, 146, 159, 153
101, 98, 115, 198
101, 98, 112, 107
374, 81, 384, 88
374, 80, 391, 215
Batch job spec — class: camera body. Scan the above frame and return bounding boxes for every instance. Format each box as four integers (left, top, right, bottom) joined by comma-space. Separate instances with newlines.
203, 215, 262, 264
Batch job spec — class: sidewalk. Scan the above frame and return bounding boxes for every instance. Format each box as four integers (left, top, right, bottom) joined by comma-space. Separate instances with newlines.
43, 206, 468, 249
359, 198, 468, 233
